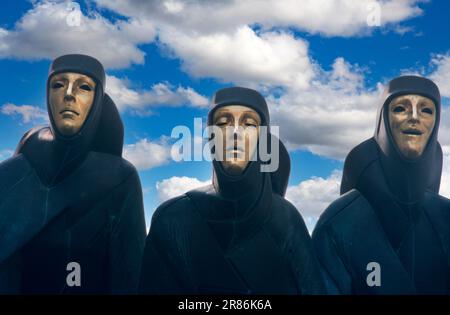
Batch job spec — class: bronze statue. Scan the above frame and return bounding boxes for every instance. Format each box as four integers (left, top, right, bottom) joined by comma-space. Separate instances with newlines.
140, 87, 325, 294
313, 76, 450, 294
0, 54, 146, 294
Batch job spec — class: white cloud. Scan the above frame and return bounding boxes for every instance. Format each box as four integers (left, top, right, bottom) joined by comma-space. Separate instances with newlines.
271, 58, 384, 159
0, 0, 430, 162
286, 170, 342, 233
123, 138, 172, 171
0, 1, 156, 69
0, 0, 426, 84
1, 103, 48, 124
95, 0, 423, 37
106, 75, 209, 114
158, 26, 315, 89
429, 52, 450, 98
156, 176, 211, 202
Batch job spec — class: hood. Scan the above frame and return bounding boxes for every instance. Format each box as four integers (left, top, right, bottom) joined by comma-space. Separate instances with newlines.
340, 138, 443, 196
271, 137, 290, 197
374, 75, 441, 204
91, 93, 124, 156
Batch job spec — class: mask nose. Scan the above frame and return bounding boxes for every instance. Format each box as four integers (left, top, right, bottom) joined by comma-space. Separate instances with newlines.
412, 103, 418, 119
408, 102, 420, 124
228, 123, 242, 149
64, 82, 75, 102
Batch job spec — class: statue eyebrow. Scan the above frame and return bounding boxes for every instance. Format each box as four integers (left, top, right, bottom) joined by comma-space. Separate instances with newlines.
242, 111, 260, 121
214, 112, 233, 121
419, 99, 434, 107
52, 74, 68, 81
76, 77, 95, 85
392, 97, 411, 106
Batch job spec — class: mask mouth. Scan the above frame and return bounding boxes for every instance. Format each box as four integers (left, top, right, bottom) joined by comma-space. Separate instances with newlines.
60, 109, 80, 116
402, 128, 423, 136
226, 141, 246, 153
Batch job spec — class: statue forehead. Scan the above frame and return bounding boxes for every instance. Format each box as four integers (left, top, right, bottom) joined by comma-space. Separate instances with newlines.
389, 94, 434, 105
213, 105, 260, 118
50, 72, 96, 83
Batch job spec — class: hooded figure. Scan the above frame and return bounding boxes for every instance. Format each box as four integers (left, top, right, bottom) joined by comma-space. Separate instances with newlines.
312, 76, 450, 294
139, 87, 324, 294
0, 54, 146, 294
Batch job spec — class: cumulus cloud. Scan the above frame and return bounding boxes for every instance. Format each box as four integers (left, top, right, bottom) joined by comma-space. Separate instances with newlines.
0, 1, 156, 69
106, 75, 209, 114
271, 58, 384, 159
0, 0, 426, 76
95, 0, 424, 37
156, 176, 211, 202
158, 26, 314, 89
0, 0, 430, 162
286, 170, 342, 233
1, 103, 48, 124
429, 52, 450, 98
123, 138, 172, 171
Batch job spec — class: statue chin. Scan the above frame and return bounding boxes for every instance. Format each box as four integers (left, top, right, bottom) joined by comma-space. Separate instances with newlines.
221, 161, 247, 176
399, 146, 423, 159
56, 122, 80, 137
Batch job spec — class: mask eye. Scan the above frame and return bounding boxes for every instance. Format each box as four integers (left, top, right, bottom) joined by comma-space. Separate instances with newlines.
215, 115, 231, 127
393, 105, 405, 113
80, 84, 92, 91
52, 82, 64, 89
422, 107, 433, 115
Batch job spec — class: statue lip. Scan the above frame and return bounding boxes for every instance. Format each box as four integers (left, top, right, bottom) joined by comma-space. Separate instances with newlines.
226, 145, 244, 153
60, 109, 79, 116
402, 128, 423, 136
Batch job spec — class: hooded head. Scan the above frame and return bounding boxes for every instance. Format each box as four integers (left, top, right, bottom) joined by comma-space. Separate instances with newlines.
47, 54, 105, 144
207, 87, 272, 199
374, 75, 441, 203
208, 86, 270, 176
15, 55, 121, 186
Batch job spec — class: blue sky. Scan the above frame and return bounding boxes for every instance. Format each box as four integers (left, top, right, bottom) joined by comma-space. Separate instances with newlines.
1, 0, 449, 231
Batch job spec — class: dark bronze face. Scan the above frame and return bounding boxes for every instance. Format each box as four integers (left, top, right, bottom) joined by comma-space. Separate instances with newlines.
213, 105, 261, 176
388, 94, 436, 159
49, 72, 96, 136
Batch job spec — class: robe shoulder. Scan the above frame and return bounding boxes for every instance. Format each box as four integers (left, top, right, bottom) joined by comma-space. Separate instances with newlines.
150, 194, 196, 230
14, 126, 48, 156
313, 189, 367, 232
311, 189, 375, 294
150, 184, 214, 227
0, 154, 34, 194
266, 193, 310, 240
